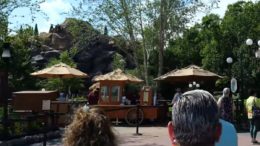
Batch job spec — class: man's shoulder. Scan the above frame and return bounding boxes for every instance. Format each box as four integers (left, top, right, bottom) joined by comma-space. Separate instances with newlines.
216, 119, 237, 146
220, 119, 236, 131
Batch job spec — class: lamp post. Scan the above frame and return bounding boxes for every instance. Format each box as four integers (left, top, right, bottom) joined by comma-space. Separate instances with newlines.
240, 39, 260, 97
246, 38, 260, 59
245, 38, 260, 86
226, 57, 233, 78
237, 38, 260, 123
1, 42, 11, 139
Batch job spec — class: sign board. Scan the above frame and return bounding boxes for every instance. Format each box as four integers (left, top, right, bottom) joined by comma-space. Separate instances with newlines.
230, 78, 237, 93
42, 100, 51, 110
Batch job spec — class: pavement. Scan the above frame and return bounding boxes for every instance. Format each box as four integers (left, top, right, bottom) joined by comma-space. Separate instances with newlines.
29, 126, 260, 146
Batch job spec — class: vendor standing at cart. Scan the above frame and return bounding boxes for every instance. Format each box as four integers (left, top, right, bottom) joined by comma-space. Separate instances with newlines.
87, 88, 99, 105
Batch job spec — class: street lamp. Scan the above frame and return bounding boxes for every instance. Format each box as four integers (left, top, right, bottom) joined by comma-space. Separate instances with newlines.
246, 38, 260, 58
226, 57, 233, 64
1, 42, 11, 139
226, 57, 233, 78
188, 81, 200, 89
236, 38, 260, 125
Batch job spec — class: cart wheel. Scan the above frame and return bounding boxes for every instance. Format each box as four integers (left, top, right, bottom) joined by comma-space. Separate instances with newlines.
125, 108, 144, 126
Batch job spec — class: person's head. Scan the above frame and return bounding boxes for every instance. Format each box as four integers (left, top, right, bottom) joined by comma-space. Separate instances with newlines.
63, 106, 117, 146
168, 90, 221, 146
222, 88, 230, 97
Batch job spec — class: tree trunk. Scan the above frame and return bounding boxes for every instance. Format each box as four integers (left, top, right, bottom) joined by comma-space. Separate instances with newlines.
158, 0, 165, 77
138, 4, 149, 85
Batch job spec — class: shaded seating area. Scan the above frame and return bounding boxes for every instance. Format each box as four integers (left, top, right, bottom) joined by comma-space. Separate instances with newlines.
154, 65, 223, 92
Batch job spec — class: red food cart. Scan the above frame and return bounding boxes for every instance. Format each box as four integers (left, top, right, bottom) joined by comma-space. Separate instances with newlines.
91, 69, 167, 125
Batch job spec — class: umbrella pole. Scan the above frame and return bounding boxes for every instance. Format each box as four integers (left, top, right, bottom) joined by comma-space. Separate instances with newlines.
59, 76, 65, 100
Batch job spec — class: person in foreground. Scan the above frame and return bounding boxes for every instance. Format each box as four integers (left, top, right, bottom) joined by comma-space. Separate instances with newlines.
168, 90, 222, 146
63, 106, 117, 146
216, 119, 237, 146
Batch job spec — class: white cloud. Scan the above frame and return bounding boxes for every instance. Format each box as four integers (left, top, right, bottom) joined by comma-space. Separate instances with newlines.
38, 0, 71, 32
8, 0, 72, 33
189, 0, 240, 27
210, 0, 240, 18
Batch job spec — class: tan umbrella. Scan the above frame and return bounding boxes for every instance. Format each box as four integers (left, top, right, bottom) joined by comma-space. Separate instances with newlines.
31, 62, 88, 78
92, 69, 143, 83
154, 65, 222, 82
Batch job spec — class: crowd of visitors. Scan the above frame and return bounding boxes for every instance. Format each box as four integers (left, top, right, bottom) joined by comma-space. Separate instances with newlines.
64, 88, 259, 146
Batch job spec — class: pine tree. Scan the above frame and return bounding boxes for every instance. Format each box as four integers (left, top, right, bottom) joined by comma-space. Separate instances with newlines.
19, 25, 23, 34
49, 24, 54, 33
34, 24, 39, 36
104, 26, 108, 35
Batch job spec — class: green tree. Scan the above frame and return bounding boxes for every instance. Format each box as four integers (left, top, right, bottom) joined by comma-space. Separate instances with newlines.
49, 24, 54, 33
0, 26, 37, 91
70, 0, 218, 86
40, 48, 85, 95
112, 53, 126, 70
221, 1, 260, 97
199, 14, 224, 73
104, 26, 108, 35
0, 0, 44, 35
34, 24, 39, 36
0, 14, 8, 39
145, 0, 218, 78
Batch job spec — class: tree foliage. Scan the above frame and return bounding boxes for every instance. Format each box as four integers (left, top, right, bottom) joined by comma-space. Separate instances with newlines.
69, 0, 218, 86
167, 1, 260, 94
0, 0, 45, 34
0, 26, 38, 91
39, 48, 85, 95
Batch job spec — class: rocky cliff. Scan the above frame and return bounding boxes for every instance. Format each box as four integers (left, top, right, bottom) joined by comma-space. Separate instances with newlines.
32, 18, 136, 80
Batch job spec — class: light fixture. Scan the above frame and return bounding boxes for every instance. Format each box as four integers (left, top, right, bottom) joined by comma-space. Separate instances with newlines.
246, 38, 260, 58
246, 38, 253, 46
2, 43, 11, 59
189, 83, 192, 88
226, 57, 233, 64
196, 84, 200, 88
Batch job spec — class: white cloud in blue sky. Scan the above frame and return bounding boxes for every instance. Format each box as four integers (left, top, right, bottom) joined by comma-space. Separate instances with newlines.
8, 0, 244, 33
39, 0, 71, 32
9, 0, 72, 33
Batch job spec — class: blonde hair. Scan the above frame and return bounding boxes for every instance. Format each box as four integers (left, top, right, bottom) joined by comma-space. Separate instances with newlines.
63, 107, 117, 146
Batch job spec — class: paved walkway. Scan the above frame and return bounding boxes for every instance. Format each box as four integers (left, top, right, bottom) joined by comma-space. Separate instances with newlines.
31, 126, 260, 146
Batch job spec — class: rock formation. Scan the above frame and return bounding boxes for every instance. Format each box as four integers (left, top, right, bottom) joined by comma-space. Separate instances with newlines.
31, 18, 136, 83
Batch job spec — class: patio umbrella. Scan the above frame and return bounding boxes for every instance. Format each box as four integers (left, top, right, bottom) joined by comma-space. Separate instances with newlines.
154, 65, 222, 83
92, 69, 143, 83
31, 62, 88, 78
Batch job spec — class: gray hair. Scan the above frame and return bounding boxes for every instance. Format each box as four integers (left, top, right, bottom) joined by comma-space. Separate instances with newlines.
172, 90, 219, 146
222, 88, 230, 97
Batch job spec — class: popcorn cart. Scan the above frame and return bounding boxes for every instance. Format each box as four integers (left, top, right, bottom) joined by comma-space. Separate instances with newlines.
91, 69, 167, 126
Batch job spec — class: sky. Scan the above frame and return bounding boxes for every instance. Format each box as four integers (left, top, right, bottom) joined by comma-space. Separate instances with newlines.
8, 0, 243, 33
